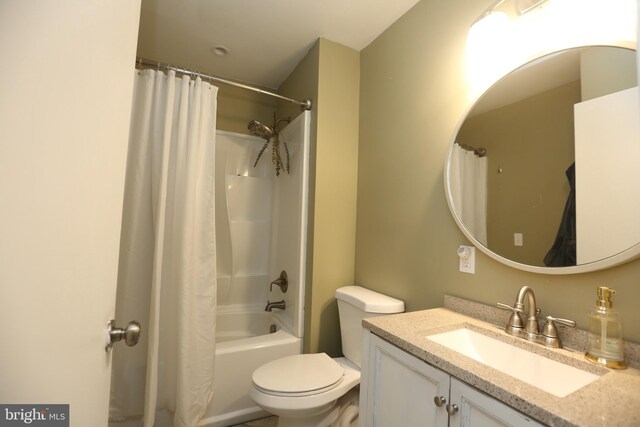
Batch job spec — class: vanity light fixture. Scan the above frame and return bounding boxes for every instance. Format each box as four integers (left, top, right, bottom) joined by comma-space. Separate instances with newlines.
467, 0, 636, 89
471, 0, 506, 28
471, 0, 548, 28
514, 0, 549, 15
466, 0, 576, 97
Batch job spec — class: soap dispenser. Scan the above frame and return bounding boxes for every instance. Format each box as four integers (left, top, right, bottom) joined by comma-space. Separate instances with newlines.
585, 287, 627, 369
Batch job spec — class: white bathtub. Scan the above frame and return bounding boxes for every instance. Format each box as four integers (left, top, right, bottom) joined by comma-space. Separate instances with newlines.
199, 307, 302, 427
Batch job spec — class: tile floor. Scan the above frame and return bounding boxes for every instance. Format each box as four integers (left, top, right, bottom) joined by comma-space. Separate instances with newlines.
231, 415, 278, 427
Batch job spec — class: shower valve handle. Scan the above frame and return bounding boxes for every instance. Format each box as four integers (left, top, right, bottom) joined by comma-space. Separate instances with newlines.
270, 270, 288, 293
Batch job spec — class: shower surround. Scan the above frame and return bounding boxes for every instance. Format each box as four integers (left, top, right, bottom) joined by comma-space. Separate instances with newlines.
204, 111, 310, 426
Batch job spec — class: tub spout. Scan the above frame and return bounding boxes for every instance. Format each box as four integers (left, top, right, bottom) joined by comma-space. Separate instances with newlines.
265, 300, 286, 312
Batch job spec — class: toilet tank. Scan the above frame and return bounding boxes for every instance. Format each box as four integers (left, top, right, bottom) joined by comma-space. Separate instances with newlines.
335, 286, 404, 368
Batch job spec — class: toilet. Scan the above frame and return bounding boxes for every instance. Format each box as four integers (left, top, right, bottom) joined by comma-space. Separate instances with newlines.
249, 286, 404, 427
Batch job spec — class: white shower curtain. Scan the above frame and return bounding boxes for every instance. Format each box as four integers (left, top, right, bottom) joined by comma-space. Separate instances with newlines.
450, 143, 488, 245
110, 69, 218, 427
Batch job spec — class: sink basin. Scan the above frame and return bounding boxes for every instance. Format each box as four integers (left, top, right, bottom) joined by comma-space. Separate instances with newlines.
426, 328, 600, 397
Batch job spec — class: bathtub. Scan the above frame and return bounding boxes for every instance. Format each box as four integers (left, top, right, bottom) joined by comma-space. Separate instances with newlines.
199, 307, 302, 427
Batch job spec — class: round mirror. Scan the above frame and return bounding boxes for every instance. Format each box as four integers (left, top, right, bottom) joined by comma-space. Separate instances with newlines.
445, 46, 640, 274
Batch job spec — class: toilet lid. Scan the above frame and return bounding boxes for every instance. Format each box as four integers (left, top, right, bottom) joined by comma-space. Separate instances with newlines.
252, 353, 344, 395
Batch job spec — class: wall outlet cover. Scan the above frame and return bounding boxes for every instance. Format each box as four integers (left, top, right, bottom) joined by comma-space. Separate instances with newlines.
458, 245, 475, 274
514, 233, 523, 247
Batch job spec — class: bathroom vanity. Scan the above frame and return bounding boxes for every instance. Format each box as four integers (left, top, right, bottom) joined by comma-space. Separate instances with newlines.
359, 301, 640, 426
361, 332, 543, 426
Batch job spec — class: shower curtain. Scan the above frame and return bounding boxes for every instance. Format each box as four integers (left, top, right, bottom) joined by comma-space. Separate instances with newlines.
450, 143, 488, 245
110, 69, 218, 427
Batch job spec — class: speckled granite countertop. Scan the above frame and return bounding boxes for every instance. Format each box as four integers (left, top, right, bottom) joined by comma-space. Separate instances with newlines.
363, 307, 640, 427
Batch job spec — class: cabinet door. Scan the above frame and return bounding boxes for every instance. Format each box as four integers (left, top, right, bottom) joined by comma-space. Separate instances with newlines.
363, 333, 450, 427
450, 378, 543, 427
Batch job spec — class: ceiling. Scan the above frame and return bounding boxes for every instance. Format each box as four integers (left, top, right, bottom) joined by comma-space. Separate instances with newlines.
137, 0, 421, 89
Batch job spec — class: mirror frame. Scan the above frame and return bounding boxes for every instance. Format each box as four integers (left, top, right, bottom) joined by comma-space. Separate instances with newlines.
445, 42, 640, 275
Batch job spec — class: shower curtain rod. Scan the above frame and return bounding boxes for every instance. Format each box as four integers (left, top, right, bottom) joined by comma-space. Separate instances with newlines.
456, 141, 487, 157
136, 58, 313, 111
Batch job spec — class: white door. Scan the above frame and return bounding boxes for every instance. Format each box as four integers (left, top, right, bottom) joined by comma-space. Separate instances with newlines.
574, 87, 640, 264
0, 1, 141, 426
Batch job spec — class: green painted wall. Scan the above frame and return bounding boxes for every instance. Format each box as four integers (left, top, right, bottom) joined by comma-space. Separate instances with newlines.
356, 0, 640, 343
217, 84, 277, 135
279, 39, 360, 355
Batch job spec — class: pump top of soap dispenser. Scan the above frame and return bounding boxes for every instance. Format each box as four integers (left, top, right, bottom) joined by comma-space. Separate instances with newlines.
596, 286, 615, 308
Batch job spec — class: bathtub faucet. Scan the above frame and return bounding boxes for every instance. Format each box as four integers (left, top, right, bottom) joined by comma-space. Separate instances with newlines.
265, 300, 286, 312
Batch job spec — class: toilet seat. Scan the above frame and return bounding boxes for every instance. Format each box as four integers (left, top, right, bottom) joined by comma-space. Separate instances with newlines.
250, 356, 361, 417
252, 353, 345, 397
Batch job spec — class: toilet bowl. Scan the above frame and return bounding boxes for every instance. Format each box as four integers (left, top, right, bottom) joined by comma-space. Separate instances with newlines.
250, 355, 359, 426
249, 286, 404, 427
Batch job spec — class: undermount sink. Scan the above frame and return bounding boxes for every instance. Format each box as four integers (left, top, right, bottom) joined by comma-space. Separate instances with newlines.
426, 328, 601, 397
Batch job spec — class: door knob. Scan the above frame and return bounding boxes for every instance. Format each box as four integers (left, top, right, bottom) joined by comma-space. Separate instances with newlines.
105, 319, 141, 351
445, 403, 459, 415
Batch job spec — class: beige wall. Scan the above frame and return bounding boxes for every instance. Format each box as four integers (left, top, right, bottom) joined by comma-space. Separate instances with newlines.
279, 39, 360, 355
217, 84, 277, 135
458, 81, 580, 265
278, 41, 321, 353
581, 47, 637, 101
356, 0, 640, 343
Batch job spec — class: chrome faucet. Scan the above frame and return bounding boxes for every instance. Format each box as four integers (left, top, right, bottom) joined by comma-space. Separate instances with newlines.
498, 285, 575, 348
517, 285, 539, 338
270, 271, 288, 293
265, 300, 286, 312
498, 285, 538, 339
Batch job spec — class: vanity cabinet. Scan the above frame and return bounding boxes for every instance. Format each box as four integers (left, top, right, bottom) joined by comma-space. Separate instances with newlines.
360, 332, 543, 427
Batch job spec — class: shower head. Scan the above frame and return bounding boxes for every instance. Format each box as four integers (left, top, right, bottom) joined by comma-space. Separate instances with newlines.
248, 120, 274, 141
249, 115, 292, 176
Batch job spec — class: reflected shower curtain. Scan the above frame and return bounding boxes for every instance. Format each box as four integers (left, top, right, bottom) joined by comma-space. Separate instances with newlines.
450, 143, 488, 245
110, 69, 218, 427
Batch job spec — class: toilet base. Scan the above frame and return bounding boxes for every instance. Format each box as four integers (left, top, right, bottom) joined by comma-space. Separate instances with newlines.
275, 388, 359, 427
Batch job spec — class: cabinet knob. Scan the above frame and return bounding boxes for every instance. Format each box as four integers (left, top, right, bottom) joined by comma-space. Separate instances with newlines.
433, 396, 447, 407
446, 403, 459, 415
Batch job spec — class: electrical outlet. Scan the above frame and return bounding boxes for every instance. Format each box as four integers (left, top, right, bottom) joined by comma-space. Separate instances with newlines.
514, 233, 523, 246
457, 245, 475, 274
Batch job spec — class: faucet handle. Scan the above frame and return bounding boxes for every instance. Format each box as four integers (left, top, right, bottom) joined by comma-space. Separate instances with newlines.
497, 302, 524, 333
541, 316, 575, 348
497, 302, 522, 313
545, 315, 576, 328
269, 271, 288, 293
542, 315, 575, 338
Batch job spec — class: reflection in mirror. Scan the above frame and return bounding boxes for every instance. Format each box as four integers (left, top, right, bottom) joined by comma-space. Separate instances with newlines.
448, 46, 639, 270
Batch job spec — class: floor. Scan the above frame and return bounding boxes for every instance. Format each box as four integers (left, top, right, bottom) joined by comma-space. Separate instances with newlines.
231, 415, 278, 427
